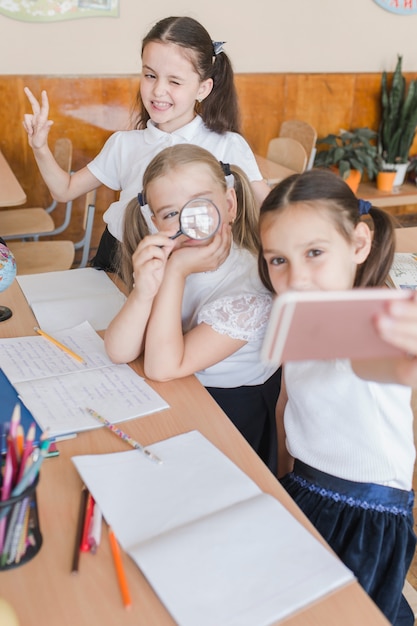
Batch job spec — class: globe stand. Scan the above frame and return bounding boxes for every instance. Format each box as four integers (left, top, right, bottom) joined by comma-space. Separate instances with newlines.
0, 242, 17, 320
0, 306, 13, 322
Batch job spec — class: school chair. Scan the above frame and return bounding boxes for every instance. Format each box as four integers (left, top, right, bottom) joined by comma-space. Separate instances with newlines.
278, 120, 318, 170
266, 136, 308, 174
0, 138, 73, 240
7, 190, 96, 274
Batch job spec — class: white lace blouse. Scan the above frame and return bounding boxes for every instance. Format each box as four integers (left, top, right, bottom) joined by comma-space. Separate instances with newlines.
181, 244, 277, 388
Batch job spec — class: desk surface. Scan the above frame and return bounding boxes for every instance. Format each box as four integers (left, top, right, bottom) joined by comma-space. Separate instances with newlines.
359, 181, 417, 209
0, 149, 26, 207
0, 280, 388, 626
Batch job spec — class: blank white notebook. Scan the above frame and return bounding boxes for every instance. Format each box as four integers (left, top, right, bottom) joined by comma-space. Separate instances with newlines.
72, 431, 354, 626
17, 267, 126, 331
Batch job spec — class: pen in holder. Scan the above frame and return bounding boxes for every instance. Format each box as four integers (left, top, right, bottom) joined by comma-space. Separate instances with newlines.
0, 474, 42, 571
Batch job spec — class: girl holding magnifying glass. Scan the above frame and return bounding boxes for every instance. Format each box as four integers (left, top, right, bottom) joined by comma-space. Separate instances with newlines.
105, 144, 280, 472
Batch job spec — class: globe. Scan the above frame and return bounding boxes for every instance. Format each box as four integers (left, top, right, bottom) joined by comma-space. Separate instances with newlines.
0, 243, 17, 322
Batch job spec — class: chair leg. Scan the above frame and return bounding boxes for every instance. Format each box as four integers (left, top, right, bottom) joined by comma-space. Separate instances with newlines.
74, 203, 95, 268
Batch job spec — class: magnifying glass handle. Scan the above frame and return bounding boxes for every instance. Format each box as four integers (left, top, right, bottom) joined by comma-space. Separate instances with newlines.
169, 230, 182, 240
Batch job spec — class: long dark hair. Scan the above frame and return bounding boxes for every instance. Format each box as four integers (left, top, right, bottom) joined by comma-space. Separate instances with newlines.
134, 16, 240, 134
258, 169, 396, 292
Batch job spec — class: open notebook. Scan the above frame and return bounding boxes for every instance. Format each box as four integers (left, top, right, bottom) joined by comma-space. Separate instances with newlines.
386, 252, 417, 290
16, 267, 126, 332
0, 321, 168, 437
73, 431, 354, 626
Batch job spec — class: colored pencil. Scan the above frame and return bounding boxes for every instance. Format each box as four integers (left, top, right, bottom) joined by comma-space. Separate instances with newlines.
17, 422, 36, 483
16, 424, 24, 461
88, 501, 102, 554
85, 407, 162, 464
108, 526, 132, 609
71, 486, 88, 574
80, 492, 94, 552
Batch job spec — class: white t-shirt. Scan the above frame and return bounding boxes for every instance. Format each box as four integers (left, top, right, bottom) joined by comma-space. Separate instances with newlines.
87, 115, 263, 241
284, 359, 415, 490
182, 243, 278, 388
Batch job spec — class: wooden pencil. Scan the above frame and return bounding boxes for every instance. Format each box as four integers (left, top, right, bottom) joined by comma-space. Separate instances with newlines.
108, 526, 132, 609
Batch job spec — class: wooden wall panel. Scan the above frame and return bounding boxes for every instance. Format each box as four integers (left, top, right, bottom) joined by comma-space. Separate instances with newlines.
1, 72, 417, 251
235, 74, 286, 157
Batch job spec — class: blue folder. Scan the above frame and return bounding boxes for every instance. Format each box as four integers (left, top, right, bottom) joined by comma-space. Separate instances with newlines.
0, 368, 43, 454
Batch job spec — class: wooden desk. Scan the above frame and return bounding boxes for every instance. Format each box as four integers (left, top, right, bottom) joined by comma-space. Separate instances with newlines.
0, 281, 388, 626
359, 181, 417, 209
255, 154, 296, 186
0, 149, 26, 207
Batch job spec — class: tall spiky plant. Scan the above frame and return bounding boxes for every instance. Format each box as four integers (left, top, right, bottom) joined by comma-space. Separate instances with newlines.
379, 55, 417, 164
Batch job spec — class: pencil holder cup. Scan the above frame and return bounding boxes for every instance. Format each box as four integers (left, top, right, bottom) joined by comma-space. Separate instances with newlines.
0, 474, 42, 571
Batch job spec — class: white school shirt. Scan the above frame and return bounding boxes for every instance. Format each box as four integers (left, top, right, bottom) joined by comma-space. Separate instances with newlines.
87, 115, 263, 241
181, 243, 278, 388
284, 359, 415, 490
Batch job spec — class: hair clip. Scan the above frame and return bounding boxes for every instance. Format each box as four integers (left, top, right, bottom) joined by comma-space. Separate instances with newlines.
212, 41, 226, 56
220, 161, 234, 188
358, 199, 372, 215
220, 161, 231, 176
137, 191, 146, 206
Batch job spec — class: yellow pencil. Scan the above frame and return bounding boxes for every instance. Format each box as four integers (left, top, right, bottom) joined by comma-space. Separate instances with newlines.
34, 327, 85, 364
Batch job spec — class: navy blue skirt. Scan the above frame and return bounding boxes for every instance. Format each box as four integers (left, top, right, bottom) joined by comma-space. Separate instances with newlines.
281, 460, 416, 625
90, 226, 119, 273
206, 367, 281, 474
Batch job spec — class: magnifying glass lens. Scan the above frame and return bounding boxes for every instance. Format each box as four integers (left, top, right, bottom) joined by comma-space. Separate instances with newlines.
179, 199, 220, 240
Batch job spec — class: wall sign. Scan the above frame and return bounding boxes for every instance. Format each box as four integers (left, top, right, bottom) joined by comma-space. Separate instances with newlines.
0, 0, 119, 22
373, 0, 417, 14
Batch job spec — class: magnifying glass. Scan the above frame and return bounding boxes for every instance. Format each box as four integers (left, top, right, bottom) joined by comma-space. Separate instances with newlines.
170, 198, 221, 241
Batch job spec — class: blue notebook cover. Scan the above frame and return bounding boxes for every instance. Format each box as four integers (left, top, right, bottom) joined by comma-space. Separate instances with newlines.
0, 368, 43, 454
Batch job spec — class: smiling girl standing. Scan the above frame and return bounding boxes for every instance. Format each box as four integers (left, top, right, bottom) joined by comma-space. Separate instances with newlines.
22, 16, 269, 271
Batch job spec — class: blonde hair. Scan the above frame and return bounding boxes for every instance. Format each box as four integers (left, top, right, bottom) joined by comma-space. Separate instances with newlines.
118, 144, 260, 290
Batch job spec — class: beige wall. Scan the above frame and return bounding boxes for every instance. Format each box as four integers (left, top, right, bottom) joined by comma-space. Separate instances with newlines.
1, 0, 417, 75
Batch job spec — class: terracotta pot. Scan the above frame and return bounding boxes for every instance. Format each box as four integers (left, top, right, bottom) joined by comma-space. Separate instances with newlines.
376, 171, 396, 193
344, 169, 361, 193
382, 161, 409, 187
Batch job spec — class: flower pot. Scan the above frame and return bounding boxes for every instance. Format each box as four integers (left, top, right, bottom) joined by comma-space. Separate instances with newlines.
382, 161, 409, 187
376, 171, 396, 193
344, 169, 361, 193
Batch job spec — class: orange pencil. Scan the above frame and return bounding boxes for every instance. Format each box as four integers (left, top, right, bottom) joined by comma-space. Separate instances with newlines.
16, 424, 24, 461
17, 422, 36, 483
108, 526, 132, 609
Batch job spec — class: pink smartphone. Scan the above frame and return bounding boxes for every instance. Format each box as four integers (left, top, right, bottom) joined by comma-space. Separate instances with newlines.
261, 288, 412, 364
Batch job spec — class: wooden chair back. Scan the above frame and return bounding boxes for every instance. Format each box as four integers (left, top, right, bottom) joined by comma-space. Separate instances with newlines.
7, 190, 96, 275
266, 137, 308, 173
279, 120, 317, 169
1, 138, 73, 240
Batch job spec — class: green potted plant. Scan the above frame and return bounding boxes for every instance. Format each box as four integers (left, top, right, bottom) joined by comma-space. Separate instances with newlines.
314, 127, 378, 192
379, 55, 417, 185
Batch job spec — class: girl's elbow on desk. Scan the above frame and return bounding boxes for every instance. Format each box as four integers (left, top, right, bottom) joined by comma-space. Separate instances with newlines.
104, 340, 143, 365
143, 362, 176, 383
